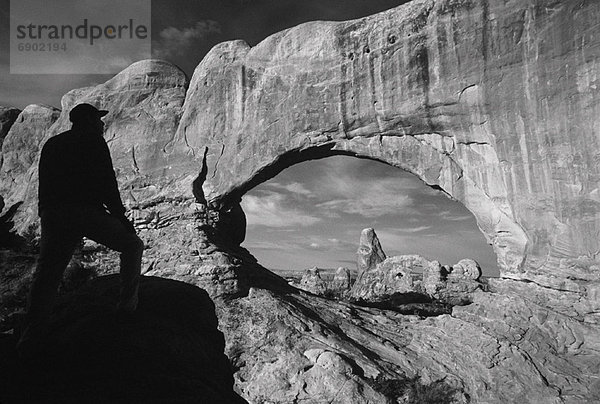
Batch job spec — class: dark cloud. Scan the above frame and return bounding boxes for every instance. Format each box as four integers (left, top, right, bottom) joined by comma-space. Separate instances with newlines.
153, 20, 221, 59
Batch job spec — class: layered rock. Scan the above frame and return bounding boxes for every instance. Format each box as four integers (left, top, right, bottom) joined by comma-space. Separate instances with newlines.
172, 0, 600, 293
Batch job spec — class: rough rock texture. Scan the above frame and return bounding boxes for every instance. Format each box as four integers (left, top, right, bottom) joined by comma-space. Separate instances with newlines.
0, 275, 245, 403
331, 267, 352, 292
1, 0, 600, 402
356, 228, 387, 273
351, 229, 481, 303
1, 60, 189, 235
298, 266, 328, 295
423, 260, 447, 296
0, 106, 20, 152
351, 255, 421, 300
173, 0, 600, 292
449, 258, 481, 281
0, 105, 60, 214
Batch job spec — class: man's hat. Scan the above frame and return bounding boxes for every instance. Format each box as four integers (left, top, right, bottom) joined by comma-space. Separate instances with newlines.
69, 103, 109, 123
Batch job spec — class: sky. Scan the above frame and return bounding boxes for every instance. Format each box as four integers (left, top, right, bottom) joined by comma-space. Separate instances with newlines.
0, 0, 498, 276
242, 156, 498, 276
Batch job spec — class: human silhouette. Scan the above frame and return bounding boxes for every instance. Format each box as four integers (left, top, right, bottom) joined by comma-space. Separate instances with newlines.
17, 103, 144, 355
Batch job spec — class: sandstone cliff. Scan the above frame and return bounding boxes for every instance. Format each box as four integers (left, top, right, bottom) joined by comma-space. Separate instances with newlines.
1, 0, 600, 402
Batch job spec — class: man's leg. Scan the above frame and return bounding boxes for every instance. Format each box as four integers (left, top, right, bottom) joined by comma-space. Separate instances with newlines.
18, 211, 80, 352
82, 207, 143, 313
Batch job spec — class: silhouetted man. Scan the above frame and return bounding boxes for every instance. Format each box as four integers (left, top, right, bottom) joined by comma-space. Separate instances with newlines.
17, 103, 143, 354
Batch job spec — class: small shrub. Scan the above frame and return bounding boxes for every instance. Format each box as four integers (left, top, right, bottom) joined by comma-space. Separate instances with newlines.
367, 374, 462, 404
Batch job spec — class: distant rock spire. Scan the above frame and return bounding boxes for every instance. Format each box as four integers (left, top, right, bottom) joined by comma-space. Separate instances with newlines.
356, 228, 386, 274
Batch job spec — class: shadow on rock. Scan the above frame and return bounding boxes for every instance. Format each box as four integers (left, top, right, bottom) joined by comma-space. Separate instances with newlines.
0, 275, 246, 403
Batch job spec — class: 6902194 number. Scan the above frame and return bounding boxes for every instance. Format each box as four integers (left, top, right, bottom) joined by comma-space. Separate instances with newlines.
17, 43, 67, 51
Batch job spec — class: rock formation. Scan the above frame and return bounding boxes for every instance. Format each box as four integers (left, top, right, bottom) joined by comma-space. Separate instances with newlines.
0, 105, 60, 215
331, 267, 352, 292
170, 0, 600, 292
1, 0, 600, 402
297, 266, 328, 295
350, 229, 481, 303
351, 255, 420, 300
0, 275, 245, 403
0, 106, 20, 152
448, 258, 481, 281
356, 228, 387, 273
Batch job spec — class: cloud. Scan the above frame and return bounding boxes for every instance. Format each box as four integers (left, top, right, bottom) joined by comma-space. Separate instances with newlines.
153, 20, 221, 59
315, 186, 414, 217
242, 193, 320, 228
398, 225, 432, 233
305, 237, 356, 252
267, 181, 313, 196
437, 210, 473, 221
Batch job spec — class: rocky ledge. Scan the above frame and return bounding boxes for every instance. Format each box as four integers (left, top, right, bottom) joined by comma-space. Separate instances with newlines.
0, 275, 245, 403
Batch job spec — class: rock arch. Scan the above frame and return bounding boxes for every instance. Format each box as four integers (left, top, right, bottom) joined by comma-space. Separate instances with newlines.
212, 143, 527, 277
176, 0, 600, 284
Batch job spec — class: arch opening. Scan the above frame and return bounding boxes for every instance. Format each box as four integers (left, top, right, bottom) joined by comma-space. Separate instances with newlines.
239, 154, 499, 278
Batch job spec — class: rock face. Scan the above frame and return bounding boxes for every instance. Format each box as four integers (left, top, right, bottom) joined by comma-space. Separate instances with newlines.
298, 266, 328, 295
1, 59, 189, 235
0, 275, 244, 403
356, 228, 387, 273
351, 255, 421, 300
0, 104, 60, 215
1, 0, 600, 402
0, 106, 20, 151
331, 267, 352, 292
351, 229, 481, 303
172, 0, 600, 291
449, 258, 481, 281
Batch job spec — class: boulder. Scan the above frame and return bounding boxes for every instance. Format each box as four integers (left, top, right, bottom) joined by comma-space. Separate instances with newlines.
449, 258, 482, 281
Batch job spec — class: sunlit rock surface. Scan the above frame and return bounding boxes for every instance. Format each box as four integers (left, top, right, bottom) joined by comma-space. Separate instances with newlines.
350, 228, 482, 304
0, 105, 59, 216
1, 0, 600, 402
0, 106, 20, 150
297, 266, 328, 295
176, 0, 600, 290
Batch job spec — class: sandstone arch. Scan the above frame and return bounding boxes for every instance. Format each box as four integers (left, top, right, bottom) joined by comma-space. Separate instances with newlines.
175, 0, 600, 286
214, 144, 526, 276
